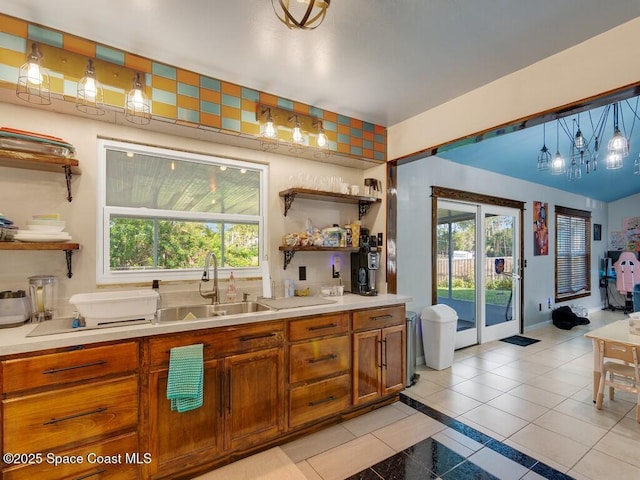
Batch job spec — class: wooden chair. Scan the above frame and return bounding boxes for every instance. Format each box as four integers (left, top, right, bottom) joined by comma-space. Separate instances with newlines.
595, 339, 640, 422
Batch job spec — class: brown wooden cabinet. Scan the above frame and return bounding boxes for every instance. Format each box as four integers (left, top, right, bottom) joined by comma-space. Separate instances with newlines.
352, 306, 406, 405
287, 312, 351, 428
1, 342, 140, 480
145, 321, 285, 479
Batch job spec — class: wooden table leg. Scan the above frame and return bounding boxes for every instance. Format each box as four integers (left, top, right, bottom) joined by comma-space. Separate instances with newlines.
593, 370, 601, 403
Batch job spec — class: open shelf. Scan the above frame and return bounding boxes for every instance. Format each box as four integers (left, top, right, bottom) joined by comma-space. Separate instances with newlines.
0, 242, 80, 278
278, 246, 358, 269
279, 188, 381, 219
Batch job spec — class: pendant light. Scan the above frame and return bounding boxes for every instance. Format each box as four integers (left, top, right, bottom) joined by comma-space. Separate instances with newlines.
289, 114, 305, 153
76, 59, 105, 116
16, 42, 51, 105
124, 72, 151, 125
272, 0, 331, 30
537, 123, 551, 171
259, 107, 279, 151
550, 120, 566, 176
607, 103, 629, 163
313, 120, 330, 158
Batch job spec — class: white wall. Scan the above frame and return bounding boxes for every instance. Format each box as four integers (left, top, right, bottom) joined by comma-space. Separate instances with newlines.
607, 192, 640, 247
0, 102, 384, 317
397, 156, 608, 335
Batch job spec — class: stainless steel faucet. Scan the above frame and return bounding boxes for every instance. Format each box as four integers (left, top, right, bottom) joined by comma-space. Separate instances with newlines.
199, 252, 219, 304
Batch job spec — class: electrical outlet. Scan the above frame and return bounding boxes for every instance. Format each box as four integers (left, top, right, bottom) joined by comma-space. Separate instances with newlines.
299, 266, 306, 281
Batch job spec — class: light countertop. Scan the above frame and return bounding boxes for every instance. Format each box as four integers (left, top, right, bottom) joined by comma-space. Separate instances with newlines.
0, 294, 411, 356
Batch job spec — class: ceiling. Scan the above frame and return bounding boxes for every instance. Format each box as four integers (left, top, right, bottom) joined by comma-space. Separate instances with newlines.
2, 1, 640, 201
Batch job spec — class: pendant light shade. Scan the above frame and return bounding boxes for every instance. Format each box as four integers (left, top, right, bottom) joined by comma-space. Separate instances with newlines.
550, 120, 566, 176
259, 107, 279, 151
76, 59, 105, 116
289, 114, 306, 153
124, 72, 151, 125
607, 103, 629, 160
537, 123, 551, 171
272, 0, 330, 30
16, 43, 51, 105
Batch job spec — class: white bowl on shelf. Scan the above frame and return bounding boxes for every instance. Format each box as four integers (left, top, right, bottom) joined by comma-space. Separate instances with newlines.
26, 220, 66, 232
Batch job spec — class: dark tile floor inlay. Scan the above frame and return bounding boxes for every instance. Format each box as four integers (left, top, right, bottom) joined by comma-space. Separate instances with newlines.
345, 394, 575, 479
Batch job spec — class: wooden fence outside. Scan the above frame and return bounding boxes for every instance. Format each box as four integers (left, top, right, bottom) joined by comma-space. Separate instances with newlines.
436, 257, 513, 286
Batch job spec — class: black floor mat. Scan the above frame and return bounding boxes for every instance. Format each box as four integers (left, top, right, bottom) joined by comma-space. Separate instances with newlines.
500, 335, 540, 346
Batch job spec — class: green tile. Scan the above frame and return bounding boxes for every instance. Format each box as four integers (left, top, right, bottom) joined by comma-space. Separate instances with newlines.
222, 94, 240, 108
0, 32, 26, 53
241, 110, 258, 124
350, 146, 363, 156
221, 117, 240, 132
374, 134, 385, 143
152, 88, 177, 106
337, 114, 350, 125
350, 127, 362, 138
277, 98, 293, 111
323, 120, 337, 132
309, 106, 323, 118
201, 100, 220, 115
0, 64, 18, 83
374, 151, 385, 161
153, 62, 176, 80
178, 107, 200, 123
96, 45, 125, 65
241, 87, 259, 101
337, 133, 350, 144
363, 122, 374, 132
363, 140, 374, 150
177, 82, 199, 98
27, 25, 62, 47
200, 76, 220, 91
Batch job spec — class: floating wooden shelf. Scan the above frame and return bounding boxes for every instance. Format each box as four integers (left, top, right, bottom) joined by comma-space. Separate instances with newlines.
0, 242, 80, 278
279, 188, 381, 219
279, 246, 358, 269
0, 149, 81, 201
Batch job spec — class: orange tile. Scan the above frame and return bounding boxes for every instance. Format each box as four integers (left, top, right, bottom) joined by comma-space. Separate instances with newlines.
241, 121, 260, 136
177, 69, 199, 86
363, 131, 374, 141
0, 15, 28, 37
152, 76, 176, 92
351, 137, 362, 147
177, 94, 199, 111
323, 111, 337, 122
201, 89, 221, 104
293, 102, 310, 115
350, 118, 363, 129
374, 142, 385, 152
242, 98, 257, 112
362, 149, 374, 159
337, 124, 350, 135
152, 102, 177, 119
259, 92, 277, 106
221, 105, 241, 120
374, 124, 386, 135
337, 143, 350, 154
201, 112, 221, 129
125, 53, 152, 73
63, 36, 94, 57
221, 81, 241, 97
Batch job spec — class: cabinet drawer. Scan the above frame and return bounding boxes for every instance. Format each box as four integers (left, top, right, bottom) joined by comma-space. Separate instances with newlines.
289, 374, 351, 428
289, 336, 349, 384
3, 376, 138, 454
288, 313, 349, 341
353, 305, 405, 331
149, 320, 284, 367
2, 433, 139, 480
2, 342, 138, 394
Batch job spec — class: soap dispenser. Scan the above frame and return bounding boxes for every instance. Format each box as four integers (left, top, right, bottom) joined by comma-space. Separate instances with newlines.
226, 272, 237, 302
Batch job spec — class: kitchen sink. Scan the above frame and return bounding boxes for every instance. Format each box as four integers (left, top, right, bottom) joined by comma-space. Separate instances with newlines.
156, 301, 272, 322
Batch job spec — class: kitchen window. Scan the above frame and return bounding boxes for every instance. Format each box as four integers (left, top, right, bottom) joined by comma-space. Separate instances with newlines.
97, 140, 267, 284
555, 205, 591, 302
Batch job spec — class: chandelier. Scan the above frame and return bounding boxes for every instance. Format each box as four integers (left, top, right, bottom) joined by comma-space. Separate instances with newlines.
272, 0, 331, 30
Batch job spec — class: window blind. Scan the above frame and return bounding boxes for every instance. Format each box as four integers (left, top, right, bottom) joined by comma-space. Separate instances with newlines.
555, 206, 591, 301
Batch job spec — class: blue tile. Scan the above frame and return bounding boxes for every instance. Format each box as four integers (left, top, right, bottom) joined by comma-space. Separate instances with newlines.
222, 94, 241, 108
177, 82, 199, 98
27, 25, 62, 47
221, 117, 240, 132
374, 151, 385, 161
375, 133, 386, 143
277, 97, 294, 111
200, 100, 220, 115
350, 146, 363, 156
363, 122, 374, 132
338, 114, 350, 125
363, 140, 374, 150
0, 64, 18, 83
178, 107, 199, 123
485, 439, 536, 468
0, 32, 26, 53
152, 88, 177, 105
96, 45, 125, 65
152, 62, 176, 80
200, 76, 220, 92
337, 133, 350, 144
323, 120, 337, 132
309, 106, 323, 118
241, 110, 258, 124
530, 461, 575, 480
351, 127, 363, 138
241, 87, 259, 101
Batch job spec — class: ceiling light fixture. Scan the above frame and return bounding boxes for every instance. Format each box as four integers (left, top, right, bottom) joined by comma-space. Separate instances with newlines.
16, 42, 51, 105
124, 72, 151, 125
76, 59, 105, 116
313, 119, 330, 158
551, 120, 566, 176
537, 122, 551, 171
607, 103, 629, 161
272, 0, 330, 30
259, 107, 279, 151
289, 114, 306, 153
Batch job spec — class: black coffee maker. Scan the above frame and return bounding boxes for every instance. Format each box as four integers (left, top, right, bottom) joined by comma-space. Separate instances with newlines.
351, 229, 380, 296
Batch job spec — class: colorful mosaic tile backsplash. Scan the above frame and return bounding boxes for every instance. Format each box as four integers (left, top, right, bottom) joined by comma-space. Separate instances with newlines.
0, 14, 386, 163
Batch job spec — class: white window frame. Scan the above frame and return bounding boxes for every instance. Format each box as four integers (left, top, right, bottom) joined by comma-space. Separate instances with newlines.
97, 139, 268, 285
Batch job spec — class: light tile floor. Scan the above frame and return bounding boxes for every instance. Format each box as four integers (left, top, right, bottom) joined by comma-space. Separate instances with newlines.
196, 309, 640, 480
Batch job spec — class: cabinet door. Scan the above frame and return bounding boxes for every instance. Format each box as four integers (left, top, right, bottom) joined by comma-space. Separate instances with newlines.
225, 347, 284, 451
382, 324, 406, 396
148, 359, 223, 477
352, 330, 382, 405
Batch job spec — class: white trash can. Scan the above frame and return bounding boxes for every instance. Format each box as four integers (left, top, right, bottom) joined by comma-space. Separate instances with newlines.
421, 304, 458, 370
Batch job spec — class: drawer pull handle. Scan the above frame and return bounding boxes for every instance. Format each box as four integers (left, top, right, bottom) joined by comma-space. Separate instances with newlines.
43, 360, 107, 374
74, 468, 106, 480
165, 343, 210, 354
307, 323, 337, 331
371, 314, 393, 321
240, 332, 277, 342
308, 353, 337, 364
309, 395, 335, 406
44, 406, 107, 425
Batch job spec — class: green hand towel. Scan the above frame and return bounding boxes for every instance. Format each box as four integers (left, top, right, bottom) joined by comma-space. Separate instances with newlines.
167, 343, 204, 413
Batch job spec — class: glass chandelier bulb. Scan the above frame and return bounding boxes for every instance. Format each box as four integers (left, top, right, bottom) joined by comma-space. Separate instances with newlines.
574, 129, 585, 149
83, 76, 97, 99
264, 120, 277, 138
551, 152, 566, 175
27, 61, 42, 85
608, 130, 629, 157
132, 88, 145, 109
606, 152, 623, 170
292, 125, 304, 144
317, 131, 328, 147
